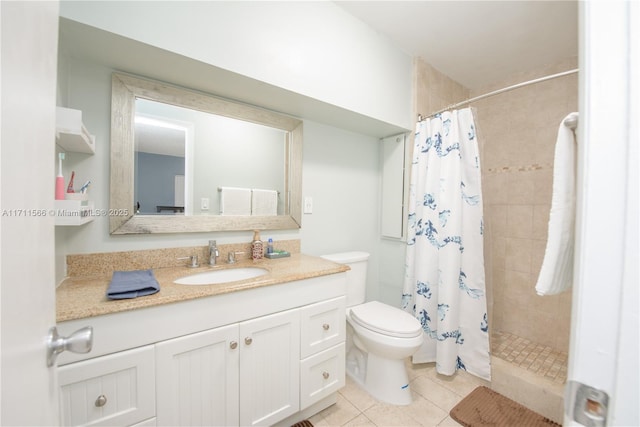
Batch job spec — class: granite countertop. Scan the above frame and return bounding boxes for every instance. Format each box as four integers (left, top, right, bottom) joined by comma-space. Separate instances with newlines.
56, 253, 349, 323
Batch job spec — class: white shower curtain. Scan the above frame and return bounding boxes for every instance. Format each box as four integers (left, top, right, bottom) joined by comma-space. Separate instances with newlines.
402, 108, 491, 381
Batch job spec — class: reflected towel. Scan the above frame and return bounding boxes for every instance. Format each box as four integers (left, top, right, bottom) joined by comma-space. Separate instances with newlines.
219, 187, 251, 215
535, 113, 577, 296
251, 189, 278, 216
107, 269, 160, 300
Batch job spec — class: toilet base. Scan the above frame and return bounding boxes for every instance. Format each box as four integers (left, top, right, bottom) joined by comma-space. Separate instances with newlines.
346, 352, 413, 406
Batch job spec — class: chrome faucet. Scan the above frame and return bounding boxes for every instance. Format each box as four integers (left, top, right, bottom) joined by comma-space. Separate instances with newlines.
177, 255, 199, 268
227, 251, 245, 264
208, 240, 219, 266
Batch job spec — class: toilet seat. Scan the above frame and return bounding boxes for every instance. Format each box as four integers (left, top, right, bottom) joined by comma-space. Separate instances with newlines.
350, 301, 422, 339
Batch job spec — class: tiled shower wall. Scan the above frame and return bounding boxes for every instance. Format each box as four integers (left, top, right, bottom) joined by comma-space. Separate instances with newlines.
473, 58, 578, 352
413, 58, 469, 119
413, 57, 577, 353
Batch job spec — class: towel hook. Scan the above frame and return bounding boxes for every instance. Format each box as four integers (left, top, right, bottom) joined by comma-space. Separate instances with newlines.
563, 112, 579, 130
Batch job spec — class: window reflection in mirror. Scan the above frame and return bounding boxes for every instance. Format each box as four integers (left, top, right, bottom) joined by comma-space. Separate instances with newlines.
134, 98, 287, 216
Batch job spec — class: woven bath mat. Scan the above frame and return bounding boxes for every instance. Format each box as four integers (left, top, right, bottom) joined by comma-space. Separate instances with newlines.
290, 420, 314, 427
450, 386, 560, 427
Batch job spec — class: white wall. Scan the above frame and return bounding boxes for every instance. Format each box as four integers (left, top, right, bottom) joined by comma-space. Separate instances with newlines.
299, 120, 381, 300
56, 56, 383, 290
56, 1, 413, 306
59, 0, 413, 131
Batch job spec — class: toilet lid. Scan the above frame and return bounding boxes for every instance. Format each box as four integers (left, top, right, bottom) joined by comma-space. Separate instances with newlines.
350, 301, 423, 338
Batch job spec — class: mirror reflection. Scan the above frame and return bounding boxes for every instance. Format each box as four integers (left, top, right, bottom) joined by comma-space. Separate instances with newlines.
134, 99, 287, 216
109, 72, 302, 234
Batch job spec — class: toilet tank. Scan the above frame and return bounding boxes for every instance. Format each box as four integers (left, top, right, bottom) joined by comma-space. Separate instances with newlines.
320, 251, 370, 307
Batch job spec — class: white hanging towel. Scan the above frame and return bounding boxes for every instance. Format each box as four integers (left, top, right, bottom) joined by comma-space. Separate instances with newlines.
535, 113, 577, 295
251, 189, 278, 216
219, 187, 251, 215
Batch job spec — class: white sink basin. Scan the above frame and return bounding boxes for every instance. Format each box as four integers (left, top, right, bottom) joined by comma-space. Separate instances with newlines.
175, 267, 268, 285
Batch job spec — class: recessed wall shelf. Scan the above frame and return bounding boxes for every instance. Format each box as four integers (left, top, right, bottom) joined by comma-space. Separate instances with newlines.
55, 107, 96, 154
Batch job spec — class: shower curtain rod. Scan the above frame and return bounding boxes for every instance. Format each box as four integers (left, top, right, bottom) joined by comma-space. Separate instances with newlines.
418, 68, 579, 121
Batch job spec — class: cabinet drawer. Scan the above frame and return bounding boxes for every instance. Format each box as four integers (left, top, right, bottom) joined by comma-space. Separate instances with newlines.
58, 345, 155, 427
130, 418, 156, 427
300, 343, 345, 410
300, 296, 345, 358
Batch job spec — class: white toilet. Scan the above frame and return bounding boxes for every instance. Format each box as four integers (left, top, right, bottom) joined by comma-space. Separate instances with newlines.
320, 251, 423, 405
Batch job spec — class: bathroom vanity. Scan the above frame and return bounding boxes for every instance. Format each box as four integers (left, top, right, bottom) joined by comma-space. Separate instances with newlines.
55, 254, 348, 426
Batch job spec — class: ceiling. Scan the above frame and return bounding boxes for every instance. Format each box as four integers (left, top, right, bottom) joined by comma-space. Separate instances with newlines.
135, 121, 186, 157
336, 1, 579, 90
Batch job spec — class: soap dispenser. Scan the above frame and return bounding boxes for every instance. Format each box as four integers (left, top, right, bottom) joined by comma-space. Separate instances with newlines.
251, 230, 264, 260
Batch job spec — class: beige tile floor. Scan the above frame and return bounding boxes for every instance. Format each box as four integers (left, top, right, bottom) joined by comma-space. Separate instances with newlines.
308, 332, 567, 426
309, 360, 489, 427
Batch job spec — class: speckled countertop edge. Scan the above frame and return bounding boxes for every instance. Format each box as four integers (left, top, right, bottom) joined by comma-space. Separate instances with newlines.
56, 253, 349, 323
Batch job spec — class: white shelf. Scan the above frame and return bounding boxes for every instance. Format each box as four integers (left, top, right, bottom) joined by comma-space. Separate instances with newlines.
54, 107, 95, 226
55, 107, 96, 154
54, 200, 94, 226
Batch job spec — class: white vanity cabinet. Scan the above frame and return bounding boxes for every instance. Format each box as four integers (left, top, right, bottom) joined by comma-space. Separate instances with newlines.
299, 297, 346, 410
156, 309, 300, 427
56, 273, 347, 427
239, 309, 301, 426
155, 324, 239, 426
57, 346, 156, 427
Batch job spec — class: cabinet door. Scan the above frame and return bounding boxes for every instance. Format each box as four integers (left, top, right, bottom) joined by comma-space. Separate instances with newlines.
381, 133, 408, 239
239, 309, 300, 426
58, 345, 155, 427
156, 324, 239, 427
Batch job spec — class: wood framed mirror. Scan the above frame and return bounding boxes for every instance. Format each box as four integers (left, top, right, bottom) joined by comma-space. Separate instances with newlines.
109, 72, 302, 234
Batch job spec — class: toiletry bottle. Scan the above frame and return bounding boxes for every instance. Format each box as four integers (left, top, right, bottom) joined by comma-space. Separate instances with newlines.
66, 170, 75, 193
251, 230, 264, 260
267, 238, 274, 254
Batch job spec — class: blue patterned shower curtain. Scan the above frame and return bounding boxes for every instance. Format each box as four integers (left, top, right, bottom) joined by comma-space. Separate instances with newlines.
402, 108, 491, 381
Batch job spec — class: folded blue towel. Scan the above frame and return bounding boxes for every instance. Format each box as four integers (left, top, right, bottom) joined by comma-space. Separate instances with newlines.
107, 269, 160, 300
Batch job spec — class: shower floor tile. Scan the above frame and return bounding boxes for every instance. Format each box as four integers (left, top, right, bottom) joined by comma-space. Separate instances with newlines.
491, 331, 568, 384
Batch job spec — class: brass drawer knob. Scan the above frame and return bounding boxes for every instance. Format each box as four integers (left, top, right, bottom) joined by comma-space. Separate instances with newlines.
322, 323, 330, 331
244, 337, 253, 345
230, 341, 238, 349
322, 371, 330, 379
